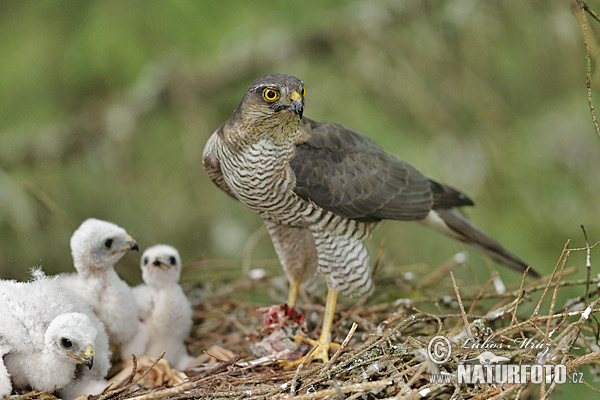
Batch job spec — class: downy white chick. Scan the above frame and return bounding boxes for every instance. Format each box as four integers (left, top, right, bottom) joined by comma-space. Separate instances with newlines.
59, 218, 149, 360
133, 245, 194, 370
0, 271, 110, 399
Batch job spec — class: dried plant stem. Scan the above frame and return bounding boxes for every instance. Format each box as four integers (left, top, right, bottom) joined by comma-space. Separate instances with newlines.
283, 379, 392, 400
468, 271, 499, 315
531, 241, 570, 318
320, 322, 358, 376
450, 271, 472, 338
573, 0, 600, 140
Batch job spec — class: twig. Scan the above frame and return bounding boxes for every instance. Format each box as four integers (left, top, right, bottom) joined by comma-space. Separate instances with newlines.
531, 240, 570, 318
450, 271, 472, 338
124, 381, 198, 400
418, 252, 466, 290
289, 343, 318, 396
395, 362, 428, 399
510, 267, 529, 328
580, 0, 600, 23
573, 0, 600, 140
320, 322, 358, 376
98, 352, 165, 400
467, 271, 499, 315
126, 355, 138, 386
582, 224, 593, 306
545, 249, 569, 342
280, 379, 392, 400
371, 234, 387, 277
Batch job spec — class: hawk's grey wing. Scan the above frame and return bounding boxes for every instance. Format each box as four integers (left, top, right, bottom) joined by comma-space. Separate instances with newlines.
202, 126, 238, 199
291, 119, 473, 223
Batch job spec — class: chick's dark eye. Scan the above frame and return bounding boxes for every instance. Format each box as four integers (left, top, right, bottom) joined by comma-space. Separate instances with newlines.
61, 338, 73, 348
168, 256, 176, 265
104, 239, 113, 249
143, 257, 149, 265
262, 88, 279, 102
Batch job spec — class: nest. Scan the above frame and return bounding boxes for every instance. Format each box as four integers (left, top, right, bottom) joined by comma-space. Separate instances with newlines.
7, 240, 600, 400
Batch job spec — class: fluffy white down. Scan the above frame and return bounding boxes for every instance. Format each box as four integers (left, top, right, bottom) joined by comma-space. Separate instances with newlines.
0, 270, 110, 399
58, 218, 149, 360
133, 245, 194, 370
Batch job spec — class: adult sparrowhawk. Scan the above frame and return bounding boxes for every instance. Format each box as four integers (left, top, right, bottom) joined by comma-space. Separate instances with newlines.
203, 73, 537, 362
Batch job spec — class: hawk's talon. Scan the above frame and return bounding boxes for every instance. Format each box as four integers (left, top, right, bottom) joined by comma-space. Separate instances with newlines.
277, 337, 338, 367
293, 334, 340, 351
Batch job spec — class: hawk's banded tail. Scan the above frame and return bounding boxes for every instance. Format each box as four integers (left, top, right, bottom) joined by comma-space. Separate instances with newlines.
423, 208, 540, 278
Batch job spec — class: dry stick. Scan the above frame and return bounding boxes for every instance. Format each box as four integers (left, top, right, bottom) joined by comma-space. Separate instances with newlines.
98, 353, 165, 400
547, 351, 600, 397
545, 249, 570, 341
514, 384, 527, 400
510, 267, 530, 330
487, 384, 520, 400
531, 240, 570, 318
374, 267, 586, 309
582, 378, 600, 393
541, 251, 569, 399
582, 224, 593, 306
11, 386, 57, 399
450, 271, 472, 338
371, 234, 387, 277
124, 381, 199, 400
574, 0, 600, 140
282, 379, 392, 400
289, 343, 319, 396
320, 322, 358, 376
581, 0, 600, 23
554, 297, 600, 360
395, 362, 429, 399
494, 307, 600, 338
467, 271, 499, 315
418, 252, 467, 290
126, 355, 139, 386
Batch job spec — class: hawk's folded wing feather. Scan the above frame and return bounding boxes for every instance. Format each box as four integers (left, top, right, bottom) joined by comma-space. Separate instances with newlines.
291, 119, 473, 223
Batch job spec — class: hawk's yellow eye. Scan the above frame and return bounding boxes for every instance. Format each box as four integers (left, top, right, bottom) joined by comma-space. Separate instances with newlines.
263, 88, 279, 102
301, 87, 305, 97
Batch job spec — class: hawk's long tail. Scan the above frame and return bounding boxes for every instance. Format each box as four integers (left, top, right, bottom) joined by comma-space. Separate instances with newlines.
422, 208, 540, 278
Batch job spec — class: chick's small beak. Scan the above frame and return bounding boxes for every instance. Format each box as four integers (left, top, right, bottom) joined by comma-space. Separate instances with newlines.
67, 345, 94, 370
82, 345, 94, 370
288, 91, 304, 119
151, 257, 168, 269
126, 235, 139, 252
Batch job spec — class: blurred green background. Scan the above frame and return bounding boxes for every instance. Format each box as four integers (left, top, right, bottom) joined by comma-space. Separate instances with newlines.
0, 1, 598, 302
1, 0, 600, 396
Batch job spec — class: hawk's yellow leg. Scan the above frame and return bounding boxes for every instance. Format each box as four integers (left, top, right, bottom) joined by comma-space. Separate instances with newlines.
309, 288, 338, 362
281, 289, 340, 367
287, 279, 301, 308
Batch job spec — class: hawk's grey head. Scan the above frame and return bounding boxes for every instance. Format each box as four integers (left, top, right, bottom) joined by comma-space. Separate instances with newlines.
236, 74, 305, 130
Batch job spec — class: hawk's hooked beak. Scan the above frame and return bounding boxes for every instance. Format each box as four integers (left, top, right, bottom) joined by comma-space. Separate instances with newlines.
288, 91, 304, 119
67, 345, 95, 370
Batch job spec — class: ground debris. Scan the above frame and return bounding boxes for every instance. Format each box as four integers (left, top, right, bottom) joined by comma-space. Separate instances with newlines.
9, 243, 600, 399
